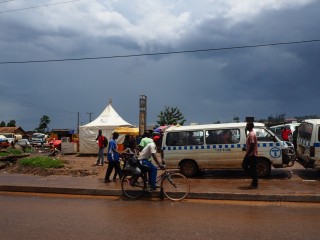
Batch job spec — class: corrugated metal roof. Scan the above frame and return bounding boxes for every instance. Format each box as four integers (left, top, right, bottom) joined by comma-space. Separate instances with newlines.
0, 127, 26, 134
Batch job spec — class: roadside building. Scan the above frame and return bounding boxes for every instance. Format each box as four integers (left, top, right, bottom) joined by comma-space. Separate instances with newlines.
0, 126, 26, 136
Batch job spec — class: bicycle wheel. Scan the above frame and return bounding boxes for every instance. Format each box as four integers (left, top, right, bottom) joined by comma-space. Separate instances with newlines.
121, 173, 145, 199
161, 172, 190, 201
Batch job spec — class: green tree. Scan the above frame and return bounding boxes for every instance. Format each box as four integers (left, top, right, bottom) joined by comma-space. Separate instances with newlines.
7, 120, 16, 127
0, 121, 5, 127
35, 115, 51, 133
157, 106, 186, 126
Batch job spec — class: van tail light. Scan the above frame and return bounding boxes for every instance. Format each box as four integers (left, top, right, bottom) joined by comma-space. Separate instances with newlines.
310, 146, 315, 157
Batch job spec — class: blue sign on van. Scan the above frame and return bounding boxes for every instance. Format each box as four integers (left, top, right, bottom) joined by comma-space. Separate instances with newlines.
270, 147, 281, 158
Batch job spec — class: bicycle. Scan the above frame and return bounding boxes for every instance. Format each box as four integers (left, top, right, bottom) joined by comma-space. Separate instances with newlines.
121, 163, 190, 201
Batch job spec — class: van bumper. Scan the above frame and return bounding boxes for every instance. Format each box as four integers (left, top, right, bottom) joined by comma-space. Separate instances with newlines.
282, 153, 296, 166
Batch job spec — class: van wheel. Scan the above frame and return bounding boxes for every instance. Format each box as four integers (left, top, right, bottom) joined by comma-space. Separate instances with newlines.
256, 158, 271, 178
180, 160, 198, 177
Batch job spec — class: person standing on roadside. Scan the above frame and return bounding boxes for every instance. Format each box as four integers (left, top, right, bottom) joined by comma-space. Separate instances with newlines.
292, 126, 299, 150
138, 131, 153, 151
242, 122, 258, 189
104, 131, 122, 183
281, 126, 292, 142
95, 130, 105, 166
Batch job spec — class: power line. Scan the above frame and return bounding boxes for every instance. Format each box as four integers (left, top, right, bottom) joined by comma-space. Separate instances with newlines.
0, 0, 15, 4
0, 0, 81, 14
0, 39, 319, 65
0, 93, 78, 114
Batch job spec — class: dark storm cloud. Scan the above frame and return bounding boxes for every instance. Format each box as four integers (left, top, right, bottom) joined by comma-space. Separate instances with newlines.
0, 0, 319, 131
172, 1, 320, 122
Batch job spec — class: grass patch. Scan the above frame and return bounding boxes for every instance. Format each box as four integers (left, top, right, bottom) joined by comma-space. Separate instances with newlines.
0, 148, 24, 157
19, 156, 64, 169
23, 148, 33, 154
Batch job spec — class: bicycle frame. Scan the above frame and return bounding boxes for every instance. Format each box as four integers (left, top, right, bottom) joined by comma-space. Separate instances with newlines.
141, 168, 180, 191
121, 163, 190, 201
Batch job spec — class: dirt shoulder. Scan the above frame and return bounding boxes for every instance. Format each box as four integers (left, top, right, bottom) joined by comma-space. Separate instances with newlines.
0, 153, 107, 177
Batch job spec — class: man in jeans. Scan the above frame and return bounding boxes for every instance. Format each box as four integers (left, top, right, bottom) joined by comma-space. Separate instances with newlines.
104, 131, 122, 183
138, 142, 166, 191
242, 122, 258, 189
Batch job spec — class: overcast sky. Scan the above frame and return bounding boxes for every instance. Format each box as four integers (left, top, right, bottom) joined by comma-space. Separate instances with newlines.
0, 0, 319, 131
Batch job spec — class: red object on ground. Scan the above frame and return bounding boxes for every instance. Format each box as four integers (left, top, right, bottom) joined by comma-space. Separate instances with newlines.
0, 141, 10, 148
53, 140, 62, 148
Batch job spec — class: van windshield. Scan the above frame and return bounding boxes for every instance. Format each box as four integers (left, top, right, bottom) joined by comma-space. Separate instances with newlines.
33, 133, 44, 138
298, 122, 313, 141
250, 128, 276, 142
3, 133, 13, 138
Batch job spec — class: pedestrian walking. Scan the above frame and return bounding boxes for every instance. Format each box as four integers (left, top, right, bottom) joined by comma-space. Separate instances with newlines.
138, 131, 153, 151
104, 131, 122, 183
242, 122, 259, 189
95, 130, 106, 166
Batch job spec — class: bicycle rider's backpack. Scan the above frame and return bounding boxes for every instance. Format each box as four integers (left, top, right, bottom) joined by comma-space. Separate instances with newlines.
103, 136, 108, 148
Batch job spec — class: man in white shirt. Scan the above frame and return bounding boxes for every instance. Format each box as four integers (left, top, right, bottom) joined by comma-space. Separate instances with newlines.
138, 142, 165, 191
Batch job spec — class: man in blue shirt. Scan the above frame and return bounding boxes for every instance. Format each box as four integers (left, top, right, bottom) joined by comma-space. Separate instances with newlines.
104, 131, 122, 183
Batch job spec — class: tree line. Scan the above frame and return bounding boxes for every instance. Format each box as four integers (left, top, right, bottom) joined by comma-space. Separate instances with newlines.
0, 115, 51, 133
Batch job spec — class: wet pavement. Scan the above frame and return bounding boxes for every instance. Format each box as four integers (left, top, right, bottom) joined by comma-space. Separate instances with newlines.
0, 164, 320, 202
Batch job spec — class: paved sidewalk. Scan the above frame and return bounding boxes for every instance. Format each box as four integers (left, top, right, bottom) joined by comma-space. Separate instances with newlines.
1, 170, 320, 202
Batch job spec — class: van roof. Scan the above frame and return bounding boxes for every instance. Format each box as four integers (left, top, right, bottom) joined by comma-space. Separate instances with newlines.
165, 122, 265, 132
302, 119, 320, 124
270, 123, 300, 129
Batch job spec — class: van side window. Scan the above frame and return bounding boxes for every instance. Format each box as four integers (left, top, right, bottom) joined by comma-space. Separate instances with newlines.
166, 131, 204, 146
298, 123, 313, 141
206, 129, 240, 144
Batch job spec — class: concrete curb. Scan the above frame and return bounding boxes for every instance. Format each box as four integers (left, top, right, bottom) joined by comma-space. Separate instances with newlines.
0, 185, 122, 196
1, 185, 320, 203
187, 192, 320, 202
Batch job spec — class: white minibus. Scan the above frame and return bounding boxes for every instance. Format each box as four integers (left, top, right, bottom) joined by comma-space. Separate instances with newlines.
296, 119, 320, 169
162, 122, 296, 177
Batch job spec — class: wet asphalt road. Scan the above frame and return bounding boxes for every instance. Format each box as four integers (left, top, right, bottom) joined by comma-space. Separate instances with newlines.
1, 192, 320, 240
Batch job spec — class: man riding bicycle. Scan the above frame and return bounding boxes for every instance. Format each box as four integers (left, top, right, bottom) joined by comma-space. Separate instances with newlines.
138, 141, 166, 191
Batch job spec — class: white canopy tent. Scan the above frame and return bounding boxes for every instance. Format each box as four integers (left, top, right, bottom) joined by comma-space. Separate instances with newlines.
79, 101, 133, 154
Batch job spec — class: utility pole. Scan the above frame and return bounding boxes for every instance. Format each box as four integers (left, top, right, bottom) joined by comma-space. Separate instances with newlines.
87, 112, 93, 123
139, 95, 147, 136
77, 112, 80, 134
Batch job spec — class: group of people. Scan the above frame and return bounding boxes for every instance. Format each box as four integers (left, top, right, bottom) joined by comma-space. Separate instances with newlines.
96, 130, 166, 191
96, 124, 260, 190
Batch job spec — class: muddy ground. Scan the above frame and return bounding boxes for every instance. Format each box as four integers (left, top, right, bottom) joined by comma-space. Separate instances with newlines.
0, 152, 106, 177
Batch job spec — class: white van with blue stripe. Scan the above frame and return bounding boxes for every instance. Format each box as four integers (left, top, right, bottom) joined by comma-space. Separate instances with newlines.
162, 122, 296, 177
296, 119, 320, 169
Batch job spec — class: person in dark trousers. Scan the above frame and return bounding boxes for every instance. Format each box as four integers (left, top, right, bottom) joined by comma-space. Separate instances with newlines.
104, 131, 122, 183
138, 141, 166, 191
292, 126, 299, 151
95, 129, 105, 166
242, 122, 259, 189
